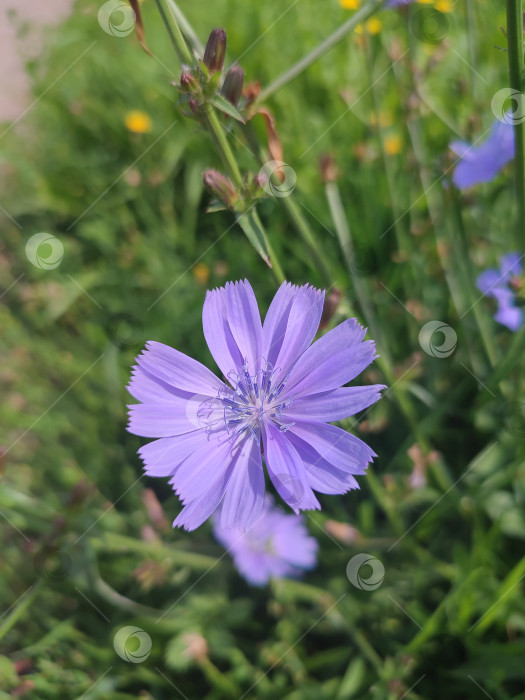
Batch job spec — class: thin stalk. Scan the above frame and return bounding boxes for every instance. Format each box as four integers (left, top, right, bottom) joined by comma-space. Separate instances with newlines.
243, 207, 286, 282
166, 0, 204, 54
399, 24, 499, 371
90, 531, 219, 570
278, 195, 333, 286
204, 105, 244, 186
154, 0, 193, 65
325, 179, 453, 491
448, 189, 499, 368
362, 35, 413, 343
243, 126, 334, 284
258, 0, 386, 102
325, 181, 387, 358
506, 0, 525, 245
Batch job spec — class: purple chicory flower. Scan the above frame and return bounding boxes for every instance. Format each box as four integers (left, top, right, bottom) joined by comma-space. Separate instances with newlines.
213, 496, 318, 586
477, 253, 523, 331
450, 118, 515, 189
127, 280, 384, 531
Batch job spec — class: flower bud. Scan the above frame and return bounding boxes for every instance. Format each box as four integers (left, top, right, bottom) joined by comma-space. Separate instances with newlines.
320, 288, 341, 329
221, 65, 244, 106
319, 154, 340, 183
179, 70, 199, 93
203, 28, 227, 73
203, 169, 239, 208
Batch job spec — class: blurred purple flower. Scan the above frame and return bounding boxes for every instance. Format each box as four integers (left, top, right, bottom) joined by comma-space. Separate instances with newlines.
477, 253, 523, 331
213, 496, 318, 586
127, 280, 384, 531
450, 119, 515, 189
386, 0, 414, 6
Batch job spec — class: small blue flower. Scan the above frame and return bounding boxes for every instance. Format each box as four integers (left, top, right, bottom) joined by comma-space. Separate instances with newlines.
477, 253, 523, 331
213, 496, 318, 586
450, 119, 514, 189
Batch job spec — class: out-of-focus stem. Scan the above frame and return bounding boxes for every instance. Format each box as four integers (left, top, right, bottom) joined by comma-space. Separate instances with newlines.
325, 181, 386, 356
258, 0, 385, 102
166, 0, 204, 54
155, 0, 193, 65
278, 195, 333, 286
506, 0, 525, 245
325, 180, 452, 490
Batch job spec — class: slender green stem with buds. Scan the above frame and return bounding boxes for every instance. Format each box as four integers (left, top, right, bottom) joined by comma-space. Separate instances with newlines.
506, 0, 525, 245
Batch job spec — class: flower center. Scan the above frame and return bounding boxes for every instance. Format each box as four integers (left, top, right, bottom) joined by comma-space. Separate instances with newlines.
219, 360, 294, 440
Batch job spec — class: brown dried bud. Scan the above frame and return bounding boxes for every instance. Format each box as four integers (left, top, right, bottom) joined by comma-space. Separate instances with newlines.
221, 65, 244, 106
243, 81, 261, 105
320, 288, 341, 330
203, 169, 239, 208
203, 28, 227, 73
319, 154, 340, 183
142, 488, 169, 532
324, 520, 361, 545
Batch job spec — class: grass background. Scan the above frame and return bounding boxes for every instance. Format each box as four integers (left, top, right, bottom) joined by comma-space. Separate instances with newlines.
1, 0, 525, 698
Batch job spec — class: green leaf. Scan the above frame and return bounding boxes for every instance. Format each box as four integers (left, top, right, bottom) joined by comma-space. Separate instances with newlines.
210, 94, 245, 123
235, 208, 271, 267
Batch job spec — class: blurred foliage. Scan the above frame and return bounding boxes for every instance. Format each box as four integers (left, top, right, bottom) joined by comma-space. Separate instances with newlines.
1, 0, 525, 698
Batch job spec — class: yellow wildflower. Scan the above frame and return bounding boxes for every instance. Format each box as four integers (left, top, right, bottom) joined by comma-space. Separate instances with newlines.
356, 18, 382, 35
366, 17, 382, 34
434, 0, 453, 12
192, 262, 210, 286
384, 135, 403, 156
124, 110, 153, 134
339, 0, 360, 8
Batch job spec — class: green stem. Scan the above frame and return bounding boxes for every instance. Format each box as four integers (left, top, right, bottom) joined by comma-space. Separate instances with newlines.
278, 196, 333, 286
204, 106, 244, 186
90, 532, 219, 570
325, 181, 386, 355
448, 189, 499, 369
258, 0, 386, 102
254, 218, 286, 283
155, 0, 193, 65
325, 179, 452, 491
166, 0, 203, 54
506, 0, 525, 245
